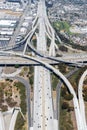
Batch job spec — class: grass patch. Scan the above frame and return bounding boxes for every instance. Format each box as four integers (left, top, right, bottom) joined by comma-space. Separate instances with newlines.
51, 74, 59, 90
53, 21, 73, 35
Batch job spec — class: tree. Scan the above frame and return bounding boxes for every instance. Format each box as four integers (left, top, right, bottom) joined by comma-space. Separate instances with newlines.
61, 87, 67, 97
62, 102, 69, 109
58, 63, 67, 73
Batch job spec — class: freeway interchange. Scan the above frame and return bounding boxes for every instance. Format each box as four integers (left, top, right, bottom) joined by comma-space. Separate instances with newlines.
0, 0, 87, 130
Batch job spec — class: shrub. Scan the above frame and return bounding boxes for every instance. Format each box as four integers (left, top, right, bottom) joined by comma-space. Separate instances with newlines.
64, 94, 73, 101
84, 94, 87, 101
1, 105, 8, 112
67, 107, 74, 112
59, 45, 68, 52
14, 64, 19, 68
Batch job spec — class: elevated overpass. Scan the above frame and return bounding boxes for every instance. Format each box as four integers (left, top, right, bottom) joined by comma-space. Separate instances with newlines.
0, 53, 87, 67
0, 55, 59, 66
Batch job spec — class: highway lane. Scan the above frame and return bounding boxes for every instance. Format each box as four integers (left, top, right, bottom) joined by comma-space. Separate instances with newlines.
33, 66, 55, 130
23, 22, 39, 54
0, 111, 5, 130
33, 1, 57, 129
33, 66, 40, 129
78, 70, 87, 130
9, 108, 20, 130
33, 9, 55, 130
44, 69, 55, 130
